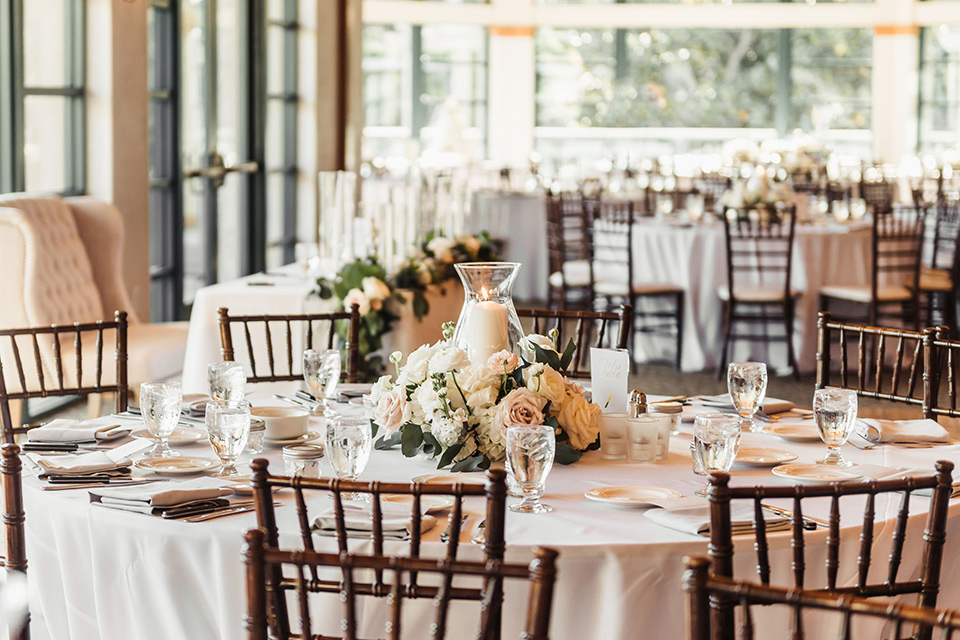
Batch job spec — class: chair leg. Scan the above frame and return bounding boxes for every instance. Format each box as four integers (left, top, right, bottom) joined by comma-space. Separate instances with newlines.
947, 291, 958, 338
717, 300, 733, 381
674, 290, 684, 371
784, 300, 800, 381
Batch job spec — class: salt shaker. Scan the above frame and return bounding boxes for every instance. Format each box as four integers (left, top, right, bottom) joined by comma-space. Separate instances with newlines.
628, 390, 647, 418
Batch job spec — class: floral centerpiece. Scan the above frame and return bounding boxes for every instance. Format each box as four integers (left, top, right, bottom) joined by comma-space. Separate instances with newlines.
721, 165, 794, 211
368, 323, 601, 472
315, 232, 498, 380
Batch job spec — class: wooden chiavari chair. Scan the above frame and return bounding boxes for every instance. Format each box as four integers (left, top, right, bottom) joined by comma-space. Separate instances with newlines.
0, 312, 128, 640
919, 198, 960, 334
0, 311, 129, 443
545, 193, 595, 311
926, 327, 960, 423
516, 305, 633, 379
815, 311, 931, 416
718, 206, 799, 380
684, 557, 960, 640
217, 305, 361, 384
244, 528, 557, 640
706, 461, 954, 640
589, 200, 685, 368
860, 170, 895, 215
250, 461, 508, 640
693, 174, 732, 212
820, 207, 927, 330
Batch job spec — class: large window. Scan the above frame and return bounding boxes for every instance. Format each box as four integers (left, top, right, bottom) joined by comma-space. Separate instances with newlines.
919, 25, 960, 154
534, 26, 871, 161
0, 0, 85, 194
362, 23, 488, 161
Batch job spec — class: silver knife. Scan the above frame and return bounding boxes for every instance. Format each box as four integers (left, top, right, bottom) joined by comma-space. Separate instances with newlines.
761, 504, 829, 529
184, 506, 258, 522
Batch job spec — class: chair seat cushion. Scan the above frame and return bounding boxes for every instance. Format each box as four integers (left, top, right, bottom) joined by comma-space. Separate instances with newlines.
820, 284, 913, 303
718, 285, 799, 303
548, 260, 591, 288
595, 279, 683, 296
919, 268, 954, 292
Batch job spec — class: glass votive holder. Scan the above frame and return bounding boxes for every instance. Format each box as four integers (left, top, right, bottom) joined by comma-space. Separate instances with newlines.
652, 414, 671, 461
625, 416, 660, 464
245, 417, 266, 454
597, 413, 628, 460
283, 443, 325, 478
648, 401, 682, 435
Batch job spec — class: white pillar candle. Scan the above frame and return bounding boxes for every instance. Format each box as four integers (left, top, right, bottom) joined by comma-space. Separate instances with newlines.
467, 300, 509, 364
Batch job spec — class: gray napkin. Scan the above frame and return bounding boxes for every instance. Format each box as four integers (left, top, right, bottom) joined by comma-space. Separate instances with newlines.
313, 504, 437, 540
645, 501, 789, 537
28, 419, 132, 444
89, 477, 234, 511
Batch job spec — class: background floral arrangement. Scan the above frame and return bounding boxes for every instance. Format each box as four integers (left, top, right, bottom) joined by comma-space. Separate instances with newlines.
369, 323, 601, 472
315, 231, 498, 380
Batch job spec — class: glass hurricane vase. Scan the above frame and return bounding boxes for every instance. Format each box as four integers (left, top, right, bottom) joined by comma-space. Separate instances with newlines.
452, 262, 524, 365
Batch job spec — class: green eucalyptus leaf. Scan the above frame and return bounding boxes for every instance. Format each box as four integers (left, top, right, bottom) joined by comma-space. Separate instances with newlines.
544, 415, 560, 429
374, 431, 402, 450
451, 454, 485, 473
370, 419, 379, 439
437, 443, 463, 469
554, 442, 583, 465
559, 338, 577, 372
421, 431, 441, 457
532, 343, 562, 371
412, 291, 430, 321
400, 423, 424, 457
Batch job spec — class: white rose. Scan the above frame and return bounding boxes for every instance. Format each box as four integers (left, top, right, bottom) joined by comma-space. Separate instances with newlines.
399, 344, 436, 385
427, 237, 456, 263
457, 362, 500, 393
415, 383, 443, 416
429, 347, 470, 376
523, 363, 566, 405
370, 375, 393, 403
466, 385, 498, 411
343, 288, 371, 316
558, 392, 601, 450
362, 276, 391, 302
472, 408, 505, 462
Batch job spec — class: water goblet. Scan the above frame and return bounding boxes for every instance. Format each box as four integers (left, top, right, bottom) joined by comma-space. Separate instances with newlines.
205, 401, 251, 477
727, 362, 767, 432
505, 424, 556, 514
325, 415, 373, 501
207, 361, 246, 403
813, 388, 857, 467
693, 413, 741, 496
140, 381, 182, 458
303, 349, 341, 415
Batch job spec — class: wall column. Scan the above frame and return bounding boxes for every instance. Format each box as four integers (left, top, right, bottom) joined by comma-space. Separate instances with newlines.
487, 26, 535, 166
871, 24, 920, 162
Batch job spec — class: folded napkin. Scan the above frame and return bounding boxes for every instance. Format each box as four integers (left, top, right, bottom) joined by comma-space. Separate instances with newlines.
644, 501, 790, 537
695, 395, 796, 415
313, 504, 437, 540
89, 477, 235, 514
859, 419, 951, 445
28, 419, 132, 444
27, 452, 133, 477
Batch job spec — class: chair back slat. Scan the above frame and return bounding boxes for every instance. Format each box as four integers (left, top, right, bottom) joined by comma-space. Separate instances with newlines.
218, 306, 362, 384
0, 312, 129, 441
857, 490, 876, 588
515, 306, 633, 379
827, 496, 841, 590
791, 495, 805, 588
889, 490, 912, 585
751, 497, 770, 585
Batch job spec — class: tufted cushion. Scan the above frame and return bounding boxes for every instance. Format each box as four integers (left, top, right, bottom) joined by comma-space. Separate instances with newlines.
0, 194, 103, 326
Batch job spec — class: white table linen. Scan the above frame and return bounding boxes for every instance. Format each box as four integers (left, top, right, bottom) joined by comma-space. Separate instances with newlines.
23, 392, 960, 640
181, 266, 463, 394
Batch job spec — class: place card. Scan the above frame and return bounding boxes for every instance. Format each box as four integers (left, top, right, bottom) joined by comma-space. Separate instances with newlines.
590, 348, 630, 414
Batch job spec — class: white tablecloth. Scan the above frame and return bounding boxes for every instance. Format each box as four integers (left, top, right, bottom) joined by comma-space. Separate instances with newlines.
470, 191, 548, 303
23, 392, 960, 639
627, 220, 873, 373
181, 266, 463, 394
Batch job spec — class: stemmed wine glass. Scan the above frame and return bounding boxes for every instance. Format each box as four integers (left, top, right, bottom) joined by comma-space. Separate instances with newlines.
303, 349, 341, 415
727, 362, 767, 432
207, 361, 246, 403
505, 425, 556, 514
813, 388, 857, 467
325, 415, 372, 501
140, 382, 182, 457
205, 400, 251, 477
693, 413, 741, 496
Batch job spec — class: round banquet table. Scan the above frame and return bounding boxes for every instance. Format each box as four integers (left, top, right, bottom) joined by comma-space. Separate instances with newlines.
22, 394, 960, 640
625, 219, 875, 373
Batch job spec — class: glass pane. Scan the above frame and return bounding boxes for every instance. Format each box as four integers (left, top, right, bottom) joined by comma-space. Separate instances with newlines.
920, 26, 960, 154
23, 0, 67, 87
23, 95, 67, 192
267, 24, 285, 95
216, 0, 243, 283
266, 172, 285, 269
537, 0, 869, 3
266, 100, 284, 169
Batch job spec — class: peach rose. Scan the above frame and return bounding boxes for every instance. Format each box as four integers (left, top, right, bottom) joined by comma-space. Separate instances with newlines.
374, 388, 408, 435
494, 388, 546, 435
486, 350, 520, 373
558, 393, 601, 450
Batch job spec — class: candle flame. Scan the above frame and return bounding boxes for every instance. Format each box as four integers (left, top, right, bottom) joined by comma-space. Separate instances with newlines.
481, 286, 490, 301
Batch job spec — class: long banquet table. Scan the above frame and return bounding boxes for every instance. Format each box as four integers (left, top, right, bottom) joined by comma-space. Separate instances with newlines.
23, 391, 960, 640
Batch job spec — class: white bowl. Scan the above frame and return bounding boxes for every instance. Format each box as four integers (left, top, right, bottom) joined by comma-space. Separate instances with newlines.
251, 406, 309, 440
